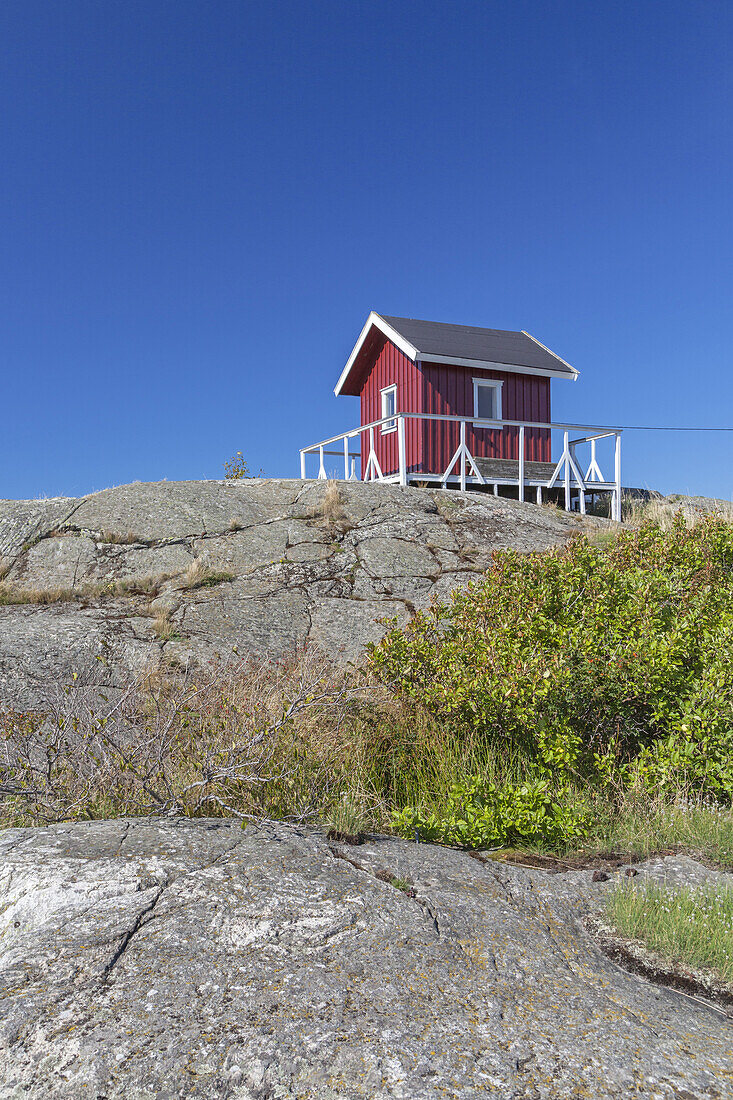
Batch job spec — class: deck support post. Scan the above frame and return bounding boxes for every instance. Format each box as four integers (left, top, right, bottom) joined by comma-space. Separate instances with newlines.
563, 430, 570, 511
397, 415, 407, 486
614, 432, 622, 521
570, 443, 586, 514
299, 416, 622, 513
363, 427, 384, 482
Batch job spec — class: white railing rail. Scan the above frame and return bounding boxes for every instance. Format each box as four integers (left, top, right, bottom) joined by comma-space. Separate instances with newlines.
300, 412, 623, 520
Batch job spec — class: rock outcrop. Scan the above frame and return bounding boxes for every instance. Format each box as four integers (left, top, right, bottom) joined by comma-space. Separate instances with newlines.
1, 819, 731, 1098
0, 479, 603, 708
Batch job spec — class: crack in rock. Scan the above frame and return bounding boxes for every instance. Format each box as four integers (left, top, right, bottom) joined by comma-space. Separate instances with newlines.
100, 881, 169, 983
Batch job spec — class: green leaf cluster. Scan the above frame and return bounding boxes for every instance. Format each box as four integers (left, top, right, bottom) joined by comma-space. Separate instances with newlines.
392, 776, 590, 848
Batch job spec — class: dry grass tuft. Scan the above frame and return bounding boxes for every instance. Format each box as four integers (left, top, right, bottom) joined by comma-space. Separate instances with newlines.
108, 573, 173, 597
152, 608, 178, 641
0, 582, 77, 606
622, 497, 680, 530
99, 530, 142, 545
0, 572, 175, 606
309, 481, 354, 536
182, 558, 235, 591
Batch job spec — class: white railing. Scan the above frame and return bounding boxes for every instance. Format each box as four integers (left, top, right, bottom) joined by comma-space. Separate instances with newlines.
300, 412, 623, 520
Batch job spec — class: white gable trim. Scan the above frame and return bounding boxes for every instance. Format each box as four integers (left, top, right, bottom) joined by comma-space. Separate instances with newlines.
522, 331, 579, 379
334, 312, 418, 396
334, 315, 579, 395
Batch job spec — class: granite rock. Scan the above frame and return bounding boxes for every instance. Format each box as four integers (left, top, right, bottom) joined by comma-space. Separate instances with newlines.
0, 819, 731, 1099
0, 479, 605, 708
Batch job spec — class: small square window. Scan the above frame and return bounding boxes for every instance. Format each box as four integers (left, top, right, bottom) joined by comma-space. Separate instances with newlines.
473, 379, 503, 424
381, 385, 397, 432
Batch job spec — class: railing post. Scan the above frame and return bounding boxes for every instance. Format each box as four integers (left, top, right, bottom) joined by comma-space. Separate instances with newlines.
300, 450, 306, 479
397, 415, 407, 486
571, 444, 586, 514
518, 425, 525, 503
564, 430, 571, 511
459, 420, 466, 492
614, 432, 622, 521
343, 436, 349, 481
318, 446, 326, 480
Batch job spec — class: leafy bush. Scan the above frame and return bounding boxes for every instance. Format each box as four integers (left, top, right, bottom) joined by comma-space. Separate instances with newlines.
223, 452, 266, 479
391, 776, 590, 849
369, 515, 733, 800
223, 451, 252, 479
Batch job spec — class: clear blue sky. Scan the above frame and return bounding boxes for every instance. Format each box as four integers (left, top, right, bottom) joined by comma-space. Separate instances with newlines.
2, 0, 732, 500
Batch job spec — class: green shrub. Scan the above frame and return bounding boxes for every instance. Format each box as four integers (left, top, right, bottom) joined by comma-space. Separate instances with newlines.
369, 515, 733, 801
223, 452, 266, 479
391, 775, 590, 849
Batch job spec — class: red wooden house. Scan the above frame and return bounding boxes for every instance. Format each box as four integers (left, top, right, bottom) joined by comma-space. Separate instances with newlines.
301, 312, 621, 518
336, 312, 576, 484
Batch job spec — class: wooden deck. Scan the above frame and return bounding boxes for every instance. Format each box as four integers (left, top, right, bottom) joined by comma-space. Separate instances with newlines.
473, 457, 556, 483
301, 412, 623, 520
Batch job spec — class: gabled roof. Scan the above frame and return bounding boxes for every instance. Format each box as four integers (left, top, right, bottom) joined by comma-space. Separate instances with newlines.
334, 312, 578, 396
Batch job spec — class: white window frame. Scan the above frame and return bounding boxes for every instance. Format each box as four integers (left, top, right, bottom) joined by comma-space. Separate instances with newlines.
472, 378, 503, 425
380, 384, 397, 433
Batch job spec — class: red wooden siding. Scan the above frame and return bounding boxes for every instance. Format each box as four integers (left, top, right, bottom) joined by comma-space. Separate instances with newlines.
358, 342, 551, 479
359, 339, 424, 477
420, 363, 551, 474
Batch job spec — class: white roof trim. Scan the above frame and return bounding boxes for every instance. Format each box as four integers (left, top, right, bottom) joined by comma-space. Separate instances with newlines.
522, 331, 579, 379
334, 312, 418, 396
334, 315, 579, 395
419, 354, 577, 380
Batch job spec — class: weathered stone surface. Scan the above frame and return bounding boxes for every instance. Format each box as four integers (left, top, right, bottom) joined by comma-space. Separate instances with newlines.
7, 535, 97, 589
89, 543, 194, 583
0, 497, 81, 558
69, 480, 303, 542
356, 537, 438, 579
192, 521, 291, 571
176, 588, 312, 661
308, 598, 411, 662
0, 819, 731, 1099
0, 479, 610, 708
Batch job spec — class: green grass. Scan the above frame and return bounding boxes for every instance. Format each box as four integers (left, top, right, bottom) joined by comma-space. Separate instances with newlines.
582, 796, 733, 868
188, 569, 235, 589
605, 879, 733, 984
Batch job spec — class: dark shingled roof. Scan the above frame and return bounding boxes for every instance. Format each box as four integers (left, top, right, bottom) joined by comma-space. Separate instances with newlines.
378, 314, 576, 376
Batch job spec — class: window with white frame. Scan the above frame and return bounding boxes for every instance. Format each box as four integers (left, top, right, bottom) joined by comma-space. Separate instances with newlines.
473, 378, 503, 423
380, 384, 397, 432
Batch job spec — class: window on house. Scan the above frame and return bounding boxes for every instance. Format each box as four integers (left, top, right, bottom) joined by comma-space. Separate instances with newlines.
473, 379, 503, 423
381, 385, 397, 432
